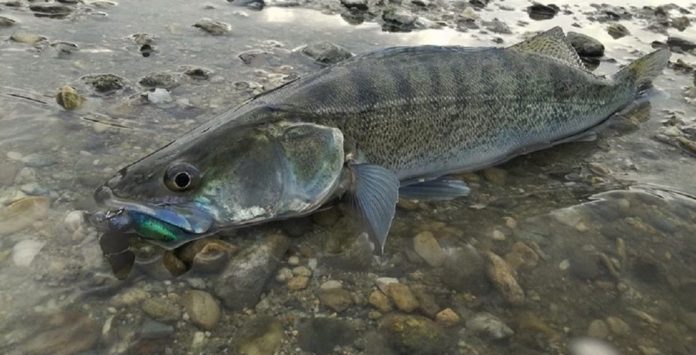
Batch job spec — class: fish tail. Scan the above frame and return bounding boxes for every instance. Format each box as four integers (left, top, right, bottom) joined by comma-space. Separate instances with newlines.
613, 49, 671, 94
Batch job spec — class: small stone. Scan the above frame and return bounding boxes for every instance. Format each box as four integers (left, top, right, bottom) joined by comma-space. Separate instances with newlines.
435, 308, 460, 327
50, 41, 79, 56
81, 74, 125, 94
527, 4, 559, 20
20, 312, 98, 355
320, 280, 342, 290
607, 24, 630, 39
375, 277, 399, 294
55, 85, 85, 110
301, 41, 353, 65
505, 242, 539, 271
671, 16, 690, 31
141, 298, 181, 323
587, 319, 609, 338
139, 72, 180, 89
29, 4, 73, 18
567, 32, 605, 57
183, 66, 213, 80
667, 37, 696, 52
386, 283, 419, 313
559, 259, 570, 270
503, 216, 517, 229
340, 0, 367, 10
292, 266, 312, 277
111, 288, 150, 306
194, 18, 231, 35
10, 32, 47, 45
483, 18, 511, 34
379, 315, 450, 354
287, 276, 310, 291
482, 167, 507, 185
442, 245, 490, 294
606, 316, 630, 336
466, 312, 514, 339
275, 267, 293, 282
413, 231, 446, 267
410, 285, 440, 317
0, 16, 16, 27
568, 249, 601, 280
287, 256, 300, 266
12, 240, 45, 267
486, 251, 525, 305
491, 229, 506, 241
237, 317, 284, 355
182, 290, 221, 330
64, 210, 85, 232
147, 88, 173, 104
369, 290, 392, 313
318, 288, 353, 312
382, 8, 417, 32
297, 318, 355, 354
139, 319, 174, 339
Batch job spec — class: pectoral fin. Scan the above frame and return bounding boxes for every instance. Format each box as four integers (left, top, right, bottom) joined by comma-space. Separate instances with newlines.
348, 164, 399, 254
399, 177, 470, 201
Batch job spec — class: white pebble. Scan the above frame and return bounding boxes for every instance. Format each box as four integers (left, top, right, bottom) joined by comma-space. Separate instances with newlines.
559, 259, 570, 270
320, 280, 342, 290
288, 256, 300, 266
7, 151, 23, 161
147, 88, 173, 104
64, 210, 86, 232
12, 240, 45, 267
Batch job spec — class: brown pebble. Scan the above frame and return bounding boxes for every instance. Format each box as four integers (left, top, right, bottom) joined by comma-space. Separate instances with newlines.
369, 290, 392, 313
387, 283, 420, 313
486, 251, 525, 305
318, 288, 353, 312
435, 308, 460, 327
287, 276, 310, 291
504, 242, 539, 271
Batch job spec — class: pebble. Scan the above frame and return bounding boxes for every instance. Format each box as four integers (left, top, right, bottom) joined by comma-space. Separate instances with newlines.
491, 229, 506, 241
287, 255, 300, 266
340, 0, 367, 10
570, 338, 620, 355
111, 288, 150, 306
81, 74, 125, 94
301, 41, 353, 65
287, 276, 310, 291
194, 18, 231, 35
141, 298, 181, 323
55, 85, 85, 110
139, 319, 174, 339
442, 245, 490, 293
435, 308, 460, 327
10, 32, 47, 45
275, 267, 293, 282
486, 251, 525, 305
568, 249, 601, 280
147, 88, 173, 104
318, 288, 353, 312
6, 151, 22, 161
183, 66, 213, 80
666, 36, 696, 52
375, 277, 399, 293
482, 167, 507, 185
379, 314, 450, 354
64, 210, 85, 232
527, 4, 559, 20
606, 316, 630, 336
413, 231, 446, 267
505, 242, 539, 270
386, 283, 420, 313
587, 319, 609, 338
237, 317, 284, 355
382, 8, 417, 32
292, 266, 312, 277
568, 32, 605, 57
369, 290, 392, 313
297, 318, 355, 354
0, 16, 16, 27
671, 16, 690, 31
182, 290, 221, 330
466, 312, 514, 339
607, 24, 630, 39
483, 18, 512, 34
139, 72, 180, 89
20, 312, 98, 355
320, 280, 342, 290
12, 240, 45, 267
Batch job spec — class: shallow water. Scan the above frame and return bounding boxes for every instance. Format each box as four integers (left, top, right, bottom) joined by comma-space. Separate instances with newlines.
1, 0, 696, 354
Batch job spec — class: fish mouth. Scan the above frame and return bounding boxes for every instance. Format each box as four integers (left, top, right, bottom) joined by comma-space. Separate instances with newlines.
91, 185, 215, 235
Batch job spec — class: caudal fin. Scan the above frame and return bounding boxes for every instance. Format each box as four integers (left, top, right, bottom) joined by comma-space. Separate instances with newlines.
613, 49, 671, 94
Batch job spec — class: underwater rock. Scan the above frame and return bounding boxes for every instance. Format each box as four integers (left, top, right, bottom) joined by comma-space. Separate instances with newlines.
435, 308, 460, 327
587, 319, 609, 338
504, 241, 539, 271
141, 297, 181, 323
235, 316, 284, 355
466, 312, 514, 339
413, 231, 446, 267
486, 251, 525, 305
318, 287, 353, 312
287, 275, 310, 290
29, 4, 73, 18
382, 8, 417, 32
139, 72, 181, 89
147, 88, 173, 104
0, 16, 16, 27
527, 3, 559, 21
369, 290, 393, 313
667, 36, 696, 52
20, 312, 98, 355
182, 66, 214, 80
194, 18, 231, 35
139, 319, 174, 339
12, 240, 45, 267
379, 314, 450, 355
483, 18, 512, 34
82, 74, 126, 94
214, 233, 290, 310
340, 0, 367, 11
671, 16, 690, 31
182, 290, 221, 330
10, 32, 47, 45
0, 196, 50, 235
442, 245, 490, 294
297, 318, 356, 354
56, 85, 85, 110
607, 23, 630, 39
567, 32, 605, 57
386, 283, 420, 313
301, 41, 353, 65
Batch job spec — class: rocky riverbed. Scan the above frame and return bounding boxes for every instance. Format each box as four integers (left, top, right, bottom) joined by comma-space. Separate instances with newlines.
1, 0, 696, 354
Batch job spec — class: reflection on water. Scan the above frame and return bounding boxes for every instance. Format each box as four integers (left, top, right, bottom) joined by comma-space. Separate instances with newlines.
1, 0, 696, 354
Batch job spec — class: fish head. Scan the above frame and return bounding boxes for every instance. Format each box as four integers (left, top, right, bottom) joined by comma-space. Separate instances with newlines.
92, 119, 346, 249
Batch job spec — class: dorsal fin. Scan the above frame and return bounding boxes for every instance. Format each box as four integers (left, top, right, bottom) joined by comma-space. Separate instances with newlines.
510, 26, 587, 70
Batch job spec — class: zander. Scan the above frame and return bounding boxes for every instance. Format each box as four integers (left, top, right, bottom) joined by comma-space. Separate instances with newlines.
91, 27, 670, 252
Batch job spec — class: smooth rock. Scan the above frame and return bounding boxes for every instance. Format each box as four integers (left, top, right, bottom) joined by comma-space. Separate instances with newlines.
671, 16, 690, 31
435, 308, 460, 327
369, 290, 392, 313
320, 280, 342, 290
29, 4, 73, 18
20, 312, 98, 355
318, 288, 353, 312
527, 4, 559, 20
0, 16, 16, 27
607, 24, 630, 39
236, 316, 284, 355
10, 32, 47, 45
386, 283, 420, 313
292, 266, 312, 277
275, 267, 293, 282
667, 37, 696, 52
55, 85, 85, 110
139, 319, 174, 339
214, 234, 290, 310
382, 8, 417, 32
410, 285, 440, 318
183, 66, 213, 80
375, 277, 399, 293
182, 290, 221, 330
301, 41, 353, 65
147, 88, 173, 104
587, 319, 609, 338
567, 32, 605, 57
483, 167, 507, 185
442, 245, 490, 293
483, 18, 511, 34
413, 231, 446, 267
297, 318, 355, 354
379, 314, 450, 355
194, 18, 231, 35
12, 240, 45, 267
466, 312, 514, 339
340, 0, 367, 10
287, 276, 310, 291
141, 298, 181, 323
486, 251, 525, 305
504, 241, 539, 270
81, 74, 125, 94
568, 249, 601, 280
606, 316, 630, 336
139, 72, 180, 89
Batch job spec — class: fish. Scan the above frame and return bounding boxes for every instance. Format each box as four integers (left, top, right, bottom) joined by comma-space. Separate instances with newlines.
91, 27, 670, 253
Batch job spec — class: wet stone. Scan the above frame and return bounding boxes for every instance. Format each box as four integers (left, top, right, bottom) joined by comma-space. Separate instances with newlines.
486, 251, 525, 305
82, 74, 125, 94
194, 18, 231, 35
606, 316, 630, 336
379, 314, 450, 355
382, 8, 417, 32
19, 312, 99, 355
340, 0, 367, 11
298, 318, 356, 354
369, 290, 392, 313
607, 23, 630, 39
666, 37, 696, 53
483, 18, 511, 34
182, 290, 221, 330
139, 72, 181, 89
29, 4, 74, 18
183, 66, 213, 80
238, 49, 269, 65
0, 16, 16, 27
287, 275, 310, 290
131, 33, 156, 45
442, 245, 490, 294
318, 288, 353, 312
147, 88, 173, 104
141, 297, 181, 323
567, 32, 605, 58
568, 248, 602, 281
435, 308, 460, 327
139, 319, 174, 339
671, 16, 690, 31
236, 316, 284, 355
413, 231, 445, 267
483, 167, 507, 185
505, 242, 539, 271
301, 41, 353, 65
214, 234, 290, 310
50, 41, 79, 56
386, 283, 419, 313
56, 85, 85, 110
587, 319, 609, 338
10, 32, 47, 45
527, 4, 559, 21
466, 312, 514, 339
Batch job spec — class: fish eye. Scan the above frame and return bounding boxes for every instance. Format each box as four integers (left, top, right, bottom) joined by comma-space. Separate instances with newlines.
164, 162, 200, 191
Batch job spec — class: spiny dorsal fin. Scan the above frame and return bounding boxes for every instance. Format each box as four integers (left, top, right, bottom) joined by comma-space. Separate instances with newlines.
510, 26, 587, 70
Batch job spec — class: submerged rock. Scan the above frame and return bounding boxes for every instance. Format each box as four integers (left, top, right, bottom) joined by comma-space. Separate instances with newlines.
297, 318, 356, 354
82, 74, 126, 94
318, 288, 353, 312
607, 24, 630, 39
386, 283, 419, 313
486, 251, 525, 305
379, 314, 450, 355
194, 18, 231, 35
340, 0, 367, 11
214, 234, 290, 310
12, 240, 45, 267
20, 312, 99, 354
0, 196, 50, 236
567, 32, 605, 58
56, 85, 85, 110
301, 41, 353, 65
442, 245, 490, 294
235, 316, 284, 355
667, 37, 696, 52
139, 319, 174, 339
466, 312, 514, 339
141, 297, 181, 323
139, 72, 181, 89
29, 4, 74, 18
382, 8, 417, 32
412, 231, 445, 267
0, 16, 16, 27
527, 4, 559, 21
483, 18, 512, 34
182, 290, 221, 330
10, 32, 47, 45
